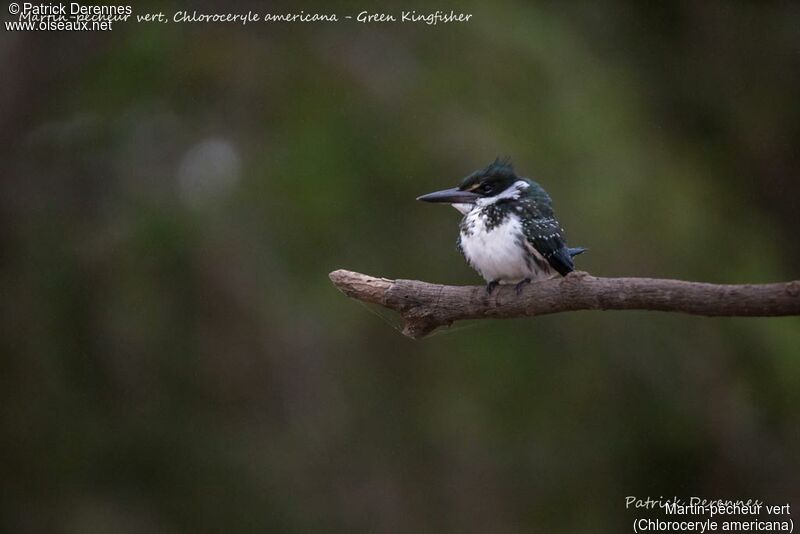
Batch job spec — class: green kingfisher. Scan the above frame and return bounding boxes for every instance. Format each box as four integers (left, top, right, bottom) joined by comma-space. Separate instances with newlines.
417, 158, 586, 294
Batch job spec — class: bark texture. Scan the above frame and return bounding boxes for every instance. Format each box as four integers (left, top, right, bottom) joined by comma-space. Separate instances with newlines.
329, 269, 800, 339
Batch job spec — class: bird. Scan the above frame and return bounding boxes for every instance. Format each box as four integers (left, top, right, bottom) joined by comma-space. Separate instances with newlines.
417, 158, 586, 295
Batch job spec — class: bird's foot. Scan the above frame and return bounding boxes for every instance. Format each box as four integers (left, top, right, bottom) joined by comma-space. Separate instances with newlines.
514, 278, 532, 295
485, 280, 499, 295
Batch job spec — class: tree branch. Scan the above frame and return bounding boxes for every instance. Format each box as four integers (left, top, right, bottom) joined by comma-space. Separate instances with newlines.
329, 269, 800, 339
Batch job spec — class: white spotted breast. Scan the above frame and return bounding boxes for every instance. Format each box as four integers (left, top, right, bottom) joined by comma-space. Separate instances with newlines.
458, 208, 553, 283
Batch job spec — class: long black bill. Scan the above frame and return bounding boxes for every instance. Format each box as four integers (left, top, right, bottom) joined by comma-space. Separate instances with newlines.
416, 187, 480, 204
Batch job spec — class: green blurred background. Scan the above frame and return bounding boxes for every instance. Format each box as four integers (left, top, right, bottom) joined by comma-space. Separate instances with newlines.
2, 1, 799, 532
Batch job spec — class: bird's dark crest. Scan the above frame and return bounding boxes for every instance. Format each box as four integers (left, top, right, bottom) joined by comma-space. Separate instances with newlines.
483, 157, 517, 180
459, 157, 519, 190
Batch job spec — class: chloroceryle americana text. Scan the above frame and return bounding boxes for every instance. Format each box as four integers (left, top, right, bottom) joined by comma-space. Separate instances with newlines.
418, 158, 586, 294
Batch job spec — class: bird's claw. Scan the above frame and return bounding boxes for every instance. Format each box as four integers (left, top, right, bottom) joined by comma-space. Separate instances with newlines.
514, 278, 531, 295
485, 281, 499, 295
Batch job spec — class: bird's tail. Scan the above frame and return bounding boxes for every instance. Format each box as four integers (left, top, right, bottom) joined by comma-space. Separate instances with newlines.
568, 247, 587, 258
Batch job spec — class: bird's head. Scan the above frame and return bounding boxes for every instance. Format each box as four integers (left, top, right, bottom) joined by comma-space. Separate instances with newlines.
417, 158, 530, 212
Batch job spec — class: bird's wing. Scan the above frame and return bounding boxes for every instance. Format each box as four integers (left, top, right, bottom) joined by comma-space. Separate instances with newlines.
521, 215, 575, 276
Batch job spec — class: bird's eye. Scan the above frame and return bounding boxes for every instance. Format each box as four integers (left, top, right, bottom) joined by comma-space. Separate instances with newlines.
478, 184, 492, 194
